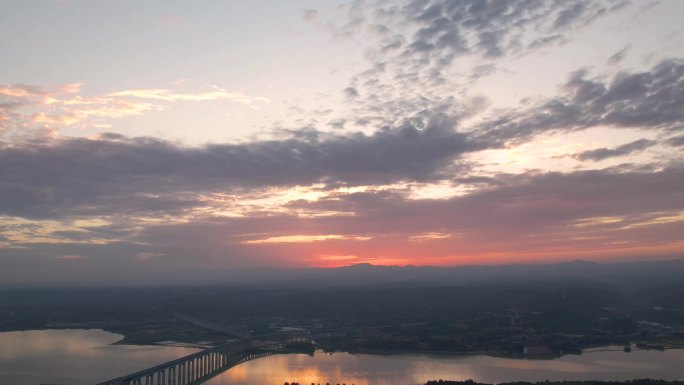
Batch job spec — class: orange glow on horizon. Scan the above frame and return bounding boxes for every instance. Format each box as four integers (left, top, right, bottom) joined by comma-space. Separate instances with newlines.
308, 239, 684, 268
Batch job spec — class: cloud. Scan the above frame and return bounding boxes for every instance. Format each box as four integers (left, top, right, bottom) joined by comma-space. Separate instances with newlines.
279, 164, 684, 248
325, 0, 631, 132
572, 139, 657, 162
2, 157, 683, 281
0, 113, 478, 219
127, 163, 684, 268
0, 83, 157, 141
56, 254, 86, 260
302, 8, 318, 21
328, 118, 347, 129
390, 0, 622, 60
469, 64, 497, 81
665, 135, 684, 147
352, 0, 624, 67
475, 59, 684, 144
607, 44, 631, 65
553, 1, 593, 29
243, 234, 371, 244
107, 87, 269, 105
343, 87, 359, 99
136, 252, 164, 260
0, 83, 268, 142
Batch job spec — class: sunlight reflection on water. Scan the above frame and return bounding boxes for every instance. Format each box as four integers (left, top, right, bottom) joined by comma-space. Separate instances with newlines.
202, 348, 684, 385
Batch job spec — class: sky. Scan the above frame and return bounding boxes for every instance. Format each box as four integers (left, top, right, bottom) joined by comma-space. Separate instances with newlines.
1, 0, 683, 285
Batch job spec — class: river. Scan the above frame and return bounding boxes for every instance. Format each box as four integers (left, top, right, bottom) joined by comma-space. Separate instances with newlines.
0, 329, 200, 385
1, 330, 683, 385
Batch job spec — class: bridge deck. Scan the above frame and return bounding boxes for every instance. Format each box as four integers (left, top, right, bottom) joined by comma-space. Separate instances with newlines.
95, 333, 314, 385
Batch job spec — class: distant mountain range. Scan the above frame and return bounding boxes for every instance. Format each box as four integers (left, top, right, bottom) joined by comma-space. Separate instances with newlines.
216, 258, 684, 288
6, 257, 683, 288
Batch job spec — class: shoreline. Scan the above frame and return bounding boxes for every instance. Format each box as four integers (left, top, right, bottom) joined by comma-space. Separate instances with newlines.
2, 326, 680, 361
318, 344, 675, 361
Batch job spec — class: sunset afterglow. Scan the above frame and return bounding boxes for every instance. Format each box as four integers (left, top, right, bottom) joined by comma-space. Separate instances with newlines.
1, 0, 683, 285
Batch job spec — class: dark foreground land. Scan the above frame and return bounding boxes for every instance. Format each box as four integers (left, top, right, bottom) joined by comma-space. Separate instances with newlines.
1, 260, 684, 358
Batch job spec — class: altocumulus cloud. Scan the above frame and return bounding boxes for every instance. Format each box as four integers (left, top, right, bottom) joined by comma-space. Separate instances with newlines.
330, 0, 631, 131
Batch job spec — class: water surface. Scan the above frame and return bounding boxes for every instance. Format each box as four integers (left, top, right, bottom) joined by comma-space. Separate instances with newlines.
2, 330, 683, 385
203, 348, 684, 385
0, 329, 200, 385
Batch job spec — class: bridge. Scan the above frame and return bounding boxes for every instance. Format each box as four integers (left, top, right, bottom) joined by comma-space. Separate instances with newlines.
95, 332, 315, 385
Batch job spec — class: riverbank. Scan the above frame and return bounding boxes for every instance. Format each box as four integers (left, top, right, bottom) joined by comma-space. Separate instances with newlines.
317, 340, 681, 361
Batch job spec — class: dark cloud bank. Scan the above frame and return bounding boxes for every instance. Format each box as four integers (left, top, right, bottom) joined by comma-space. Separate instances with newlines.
0, 114, 477, 219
